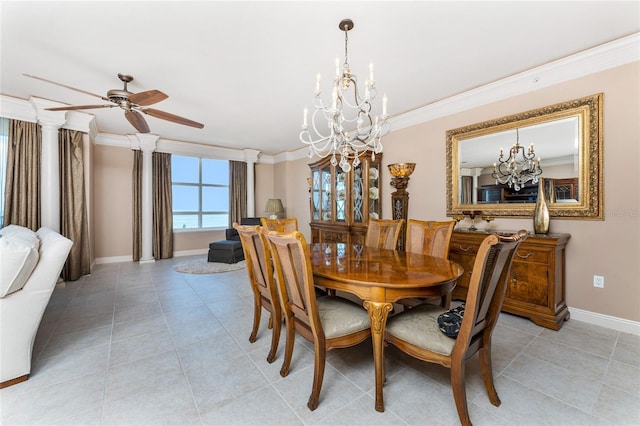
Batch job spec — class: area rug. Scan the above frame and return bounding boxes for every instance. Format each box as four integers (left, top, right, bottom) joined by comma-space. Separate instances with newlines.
173, 258, 246, 274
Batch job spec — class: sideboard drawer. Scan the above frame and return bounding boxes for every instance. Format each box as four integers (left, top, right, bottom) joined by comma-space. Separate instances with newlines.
514, 247, 550, 264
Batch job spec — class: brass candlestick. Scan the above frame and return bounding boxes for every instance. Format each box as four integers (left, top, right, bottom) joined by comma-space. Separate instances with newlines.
463, 210, 481, 231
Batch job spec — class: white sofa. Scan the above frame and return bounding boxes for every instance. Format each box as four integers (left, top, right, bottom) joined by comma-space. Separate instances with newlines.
0, 225, 73, 388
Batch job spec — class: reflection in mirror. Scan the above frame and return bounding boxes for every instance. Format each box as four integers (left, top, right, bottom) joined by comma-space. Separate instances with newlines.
446, 93, 603, 219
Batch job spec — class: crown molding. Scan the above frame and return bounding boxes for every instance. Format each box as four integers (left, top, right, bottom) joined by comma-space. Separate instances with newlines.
390, 33, 640, 132
0, 94, 37, 123
0, 94, 95, 133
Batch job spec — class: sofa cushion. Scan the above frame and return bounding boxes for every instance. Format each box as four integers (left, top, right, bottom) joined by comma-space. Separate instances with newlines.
0, 225, 41, 297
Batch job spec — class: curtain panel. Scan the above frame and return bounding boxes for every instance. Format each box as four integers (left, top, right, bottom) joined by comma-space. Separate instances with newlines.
229, 160, 247, 225
132, 150, 142, 262
152, 152, 173, 259
461, 176, 473, 205
59, 129, 90, 281
3, 119, 41, 230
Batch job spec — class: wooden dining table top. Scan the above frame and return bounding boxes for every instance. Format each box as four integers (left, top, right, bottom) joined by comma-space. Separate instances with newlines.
309, 242, 464, 299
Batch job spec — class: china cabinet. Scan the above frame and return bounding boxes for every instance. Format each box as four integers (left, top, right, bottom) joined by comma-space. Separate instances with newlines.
449, 230, 570, 330
309, 153, 382, 245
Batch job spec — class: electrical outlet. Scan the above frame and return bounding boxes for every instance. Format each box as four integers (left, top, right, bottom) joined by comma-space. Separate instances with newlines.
593, 275, 604, 288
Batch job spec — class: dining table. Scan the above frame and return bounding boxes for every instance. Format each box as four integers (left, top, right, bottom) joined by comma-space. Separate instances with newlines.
309, 242, 464, 412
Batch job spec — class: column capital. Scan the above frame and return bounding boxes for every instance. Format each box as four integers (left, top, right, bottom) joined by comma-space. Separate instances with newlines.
29, 97, 67, 128
129, 133, 160, 152
243, 149, 261, 163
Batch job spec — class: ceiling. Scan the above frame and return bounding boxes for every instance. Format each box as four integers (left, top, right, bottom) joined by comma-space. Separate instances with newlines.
1, 1, 638, 156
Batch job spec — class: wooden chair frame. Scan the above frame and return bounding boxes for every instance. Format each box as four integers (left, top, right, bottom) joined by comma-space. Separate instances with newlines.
385, 230, 528, 426
405, 219, 455, 258
365, 218, 405, 250
402, 219, 456, 307
233, 223, 282, 363
260, 217, 298, 233
266, 230, 371, 411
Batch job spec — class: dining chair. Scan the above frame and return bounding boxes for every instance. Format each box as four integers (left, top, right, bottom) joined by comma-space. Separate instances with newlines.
365, 218, 405, 250
400, 219, 456, 308
405, 219, 455, 258
233, 223, 282, 363
265, 230, 371, 411
260, 217, 298, 232
384, 230, 528, 426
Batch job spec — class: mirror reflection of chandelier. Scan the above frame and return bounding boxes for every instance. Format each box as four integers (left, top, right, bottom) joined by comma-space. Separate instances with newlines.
299, 19, 390, 173
491, 128, 543, 191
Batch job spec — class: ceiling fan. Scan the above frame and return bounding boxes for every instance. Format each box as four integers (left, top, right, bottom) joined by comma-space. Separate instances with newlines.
23, 73, 204, 133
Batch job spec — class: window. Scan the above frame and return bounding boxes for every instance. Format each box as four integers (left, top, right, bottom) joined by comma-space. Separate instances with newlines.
172, 155, 229, 230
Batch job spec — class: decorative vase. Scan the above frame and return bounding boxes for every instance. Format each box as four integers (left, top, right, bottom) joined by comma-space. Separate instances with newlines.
533, 178, 550, 234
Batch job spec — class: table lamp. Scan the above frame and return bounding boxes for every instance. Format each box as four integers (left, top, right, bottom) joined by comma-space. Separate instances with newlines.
265, 198, 284, 219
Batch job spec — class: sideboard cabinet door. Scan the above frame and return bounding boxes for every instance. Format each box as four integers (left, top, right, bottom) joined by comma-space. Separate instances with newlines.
449, 231, 570, 330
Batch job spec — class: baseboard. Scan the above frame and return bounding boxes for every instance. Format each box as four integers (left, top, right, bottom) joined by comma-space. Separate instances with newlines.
94, 250, 207, 265
569, 307, 640, 336
94, 255, 133, 265
174, 249, 208, 257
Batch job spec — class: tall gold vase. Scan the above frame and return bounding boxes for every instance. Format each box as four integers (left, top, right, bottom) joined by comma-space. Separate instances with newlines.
533, 178, 550, 234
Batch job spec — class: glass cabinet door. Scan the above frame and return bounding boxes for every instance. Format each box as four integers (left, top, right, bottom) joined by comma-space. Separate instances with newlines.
353, 164, 364, 224
311, 170, 320, 221
321, 168, 332, 221
368, 162, 380, 220
335, 169, 347, 222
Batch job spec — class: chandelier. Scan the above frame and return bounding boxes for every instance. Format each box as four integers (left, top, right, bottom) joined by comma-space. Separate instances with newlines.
491, 129, 543, 191
299, 19, 390, 173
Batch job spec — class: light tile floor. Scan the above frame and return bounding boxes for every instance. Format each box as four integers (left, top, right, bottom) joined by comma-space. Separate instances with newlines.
1, 256, 639, 425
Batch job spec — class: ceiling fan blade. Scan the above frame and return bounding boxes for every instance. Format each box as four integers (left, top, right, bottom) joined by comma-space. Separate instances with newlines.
23, 74, 111, 102
46, 104, 115, 111
125, 110, 151, 133
128, 90, 168, 106
143, 108, 204, 129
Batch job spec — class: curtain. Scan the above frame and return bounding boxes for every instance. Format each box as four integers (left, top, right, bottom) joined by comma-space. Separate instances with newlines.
229, 160, 247, 225
132, 150, 142, 261
59, 129, 90, 281
3, 119, 41, 230
461, 176, 473, 204
152, 152, 173, 259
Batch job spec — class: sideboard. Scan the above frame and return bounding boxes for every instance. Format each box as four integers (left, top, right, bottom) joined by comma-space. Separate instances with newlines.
449, 230, 571, 330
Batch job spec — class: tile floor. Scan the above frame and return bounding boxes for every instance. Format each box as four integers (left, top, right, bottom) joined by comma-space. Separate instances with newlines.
1, 256, 639, 426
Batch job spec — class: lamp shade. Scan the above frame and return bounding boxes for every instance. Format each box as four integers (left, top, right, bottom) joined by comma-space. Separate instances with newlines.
265, 198, 284, 219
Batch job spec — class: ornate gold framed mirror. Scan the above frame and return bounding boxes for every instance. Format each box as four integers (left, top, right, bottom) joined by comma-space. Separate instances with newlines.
446, 93, 603, 219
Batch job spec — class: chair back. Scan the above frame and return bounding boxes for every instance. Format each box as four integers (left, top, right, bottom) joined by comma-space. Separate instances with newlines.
365, 218, 405, 250
405, 219, 455, 258
453, 230, 528, 355
261, 217, 299, 233
266, 231, 320, 340
233, 223, 278, 306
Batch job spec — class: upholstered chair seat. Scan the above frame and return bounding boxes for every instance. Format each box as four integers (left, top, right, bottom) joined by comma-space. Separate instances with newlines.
317, 296, 371, 338
385, 304, 455, 355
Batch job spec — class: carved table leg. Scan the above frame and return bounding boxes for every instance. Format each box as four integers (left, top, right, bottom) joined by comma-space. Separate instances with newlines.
363, 300, 393, 412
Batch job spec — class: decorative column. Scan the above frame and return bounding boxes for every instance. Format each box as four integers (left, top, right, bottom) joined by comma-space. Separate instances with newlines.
388, 163, 416, 251
31, 98, 66, 232
130, 134, 159, 263
243, 149, 261, 217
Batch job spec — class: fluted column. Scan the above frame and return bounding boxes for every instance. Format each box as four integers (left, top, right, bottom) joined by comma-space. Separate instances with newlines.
243, 149, 261, 216
31, 98, 66, 232
130, 134, 160, 263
